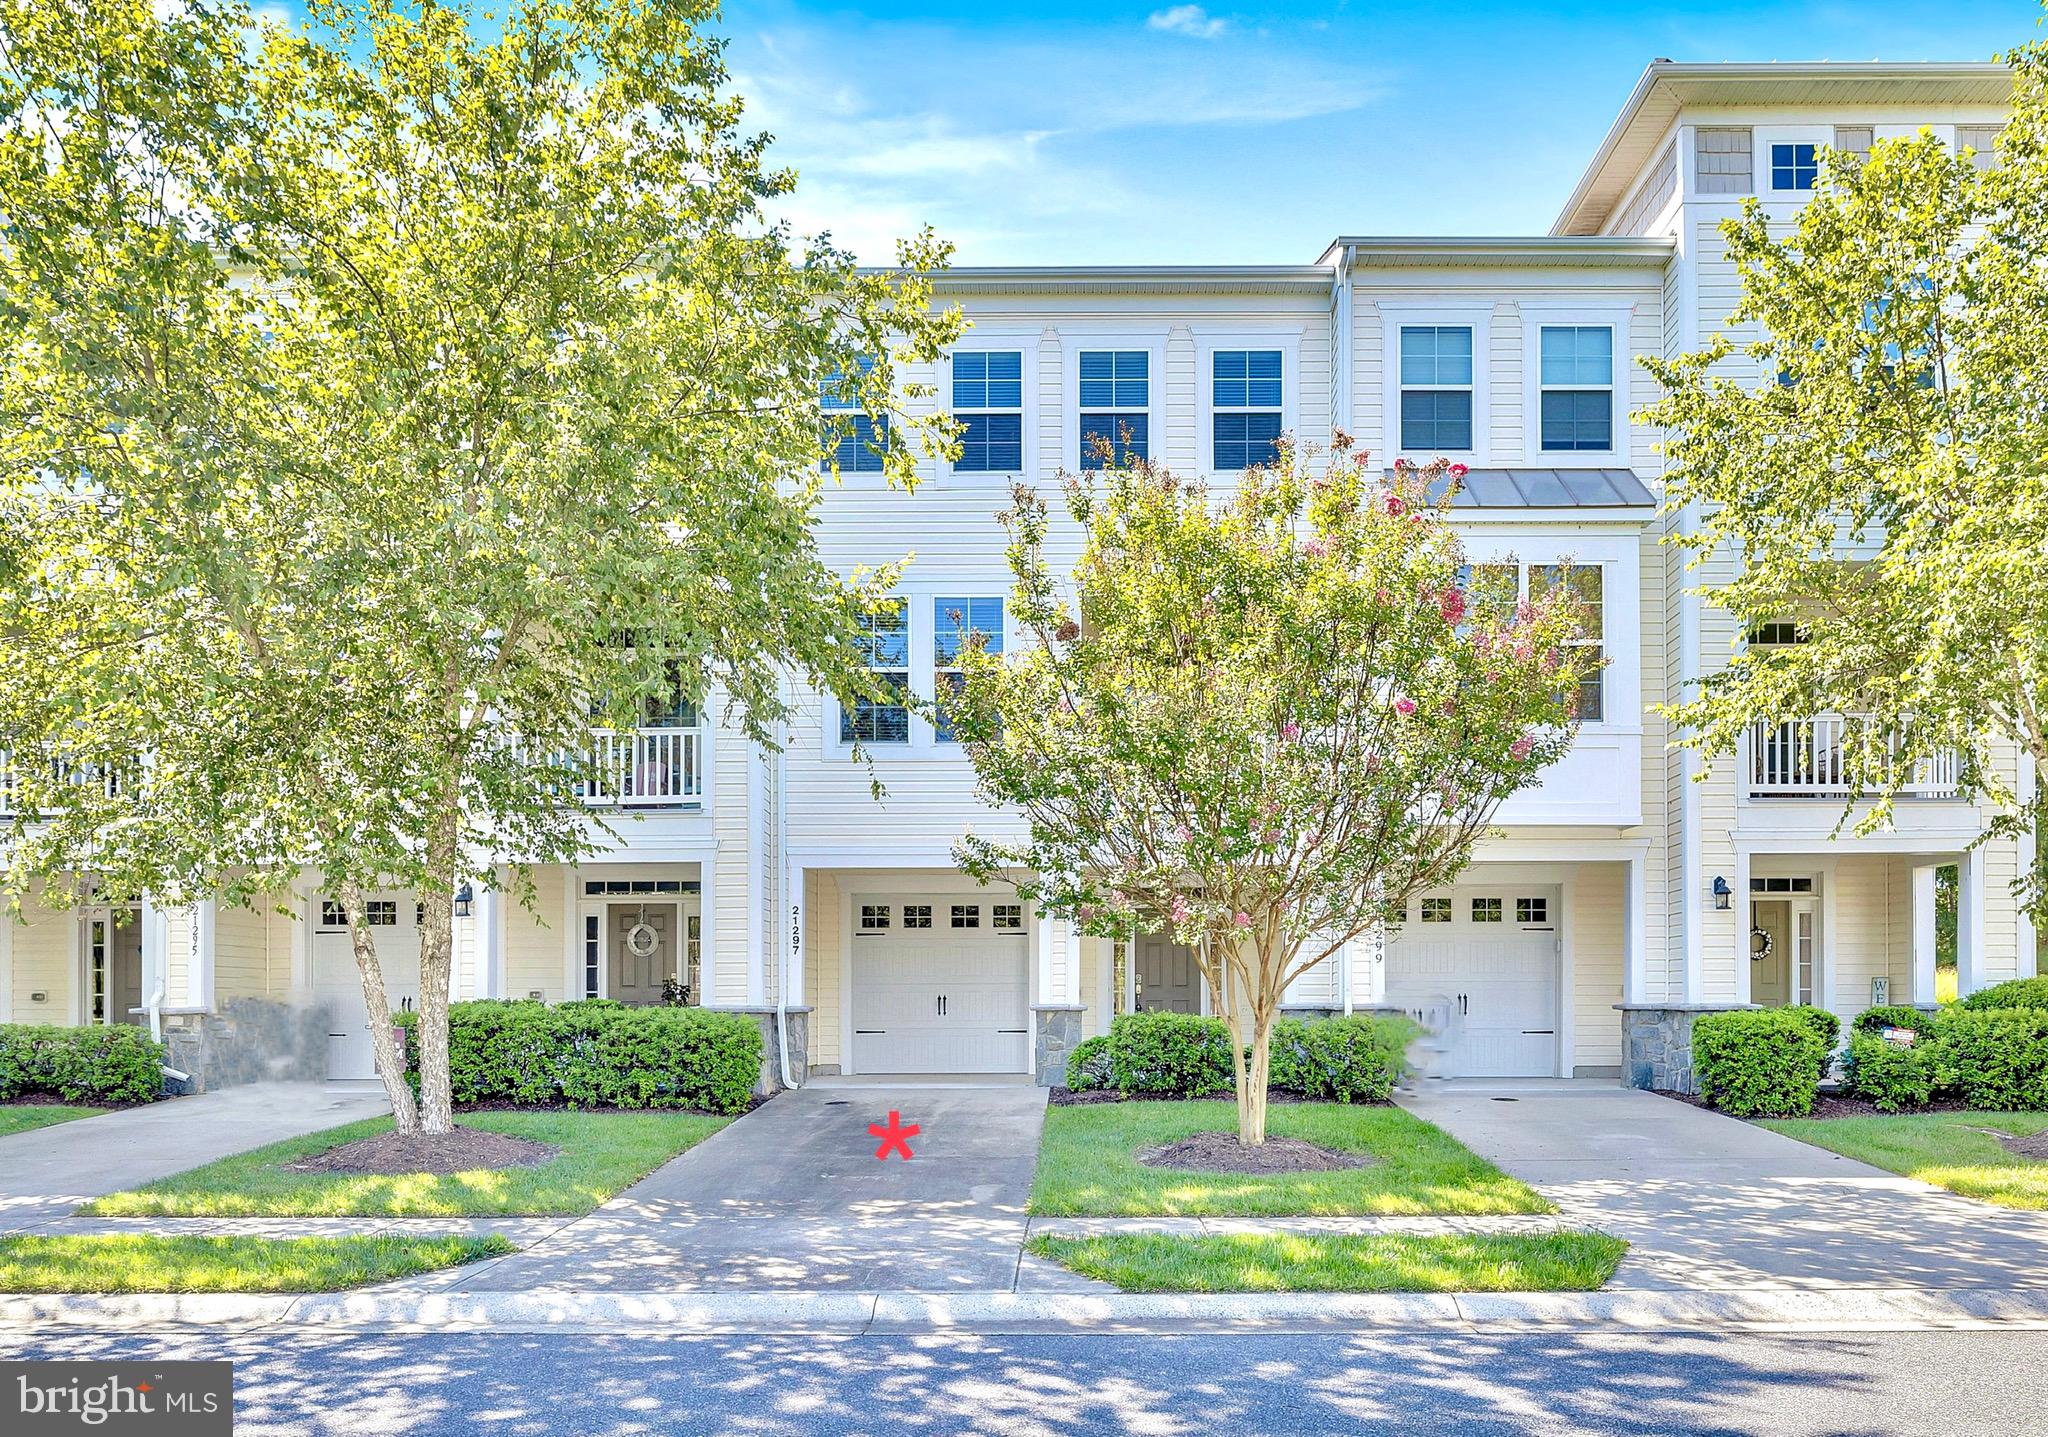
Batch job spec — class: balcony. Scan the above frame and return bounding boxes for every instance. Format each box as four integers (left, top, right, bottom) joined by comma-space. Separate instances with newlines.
576, 725, 704, 809
0, 755, 127, 819
1746, 716, 1960, 800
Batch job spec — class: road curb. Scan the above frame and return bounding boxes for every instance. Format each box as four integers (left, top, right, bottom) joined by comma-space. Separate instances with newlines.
9, 1286, 2048, 1334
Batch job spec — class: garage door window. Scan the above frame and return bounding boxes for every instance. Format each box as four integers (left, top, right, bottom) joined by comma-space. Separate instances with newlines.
903, 904, 932, 928
1419, 897, 1452, 923
1517, 897, 1548, 924
860, 904, 891, 931
951, 904, 980, 928
1472, 898, 1503, 923
319, 900, 346, 929
993, 903, 1022, 930
365, 900, 398, 926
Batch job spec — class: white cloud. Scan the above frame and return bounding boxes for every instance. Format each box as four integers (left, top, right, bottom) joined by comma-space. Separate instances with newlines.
1147, 5, 1229, 41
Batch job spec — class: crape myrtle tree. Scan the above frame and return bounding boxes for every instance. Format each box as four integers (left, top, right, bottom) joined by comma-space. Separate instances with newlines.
0, 0, 958, 1132
948, 438, 1595, 1144
1641, 33, 2048, 915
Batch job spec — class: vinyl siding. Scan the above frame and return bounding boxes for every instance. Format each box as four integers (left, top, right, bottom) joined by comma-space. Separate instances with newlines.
1572, 863, 1625, 1071
213, 902, 267, 1001
8, 886, 73, 1022
503, 866, 567, 1001
806, 869, 843, 1070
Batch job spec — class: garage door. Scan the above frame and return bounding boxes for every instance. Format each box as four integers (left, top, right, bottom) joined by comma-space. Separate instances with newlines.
849, 896, 1030, 1074
311, 893, 420, 1081
1385, 888, 1559, 1078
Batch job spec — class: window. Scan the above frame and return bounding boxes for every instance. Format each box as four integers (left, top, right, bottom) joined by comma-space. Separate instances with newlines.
1079, 350, 1149, 467
1538, 326, 1614, 452
1211, 349, 1283, 469
319, 900, 346, 928
860, 904, 891, 931
583, 913, 600, 998
1471, 897, 1503, 923
1420, 897, 1452, 924
585, 879, 688, 896
952, 351, 1023, 472
841, 602, 909, 744
903, 904, 932, 929
1958, 125, 2002, 172
1398, 326, 1473, 451
415, 901, 426, 928
993, 903, 1023, 930
1771, 142, 1818, 190
950, 904, 981, 929
1533, 564, 1605, 722
365, 900, 398, 927
1516, 897, 1548, 924
1748, 620, 1806, 647
1750, 876, 1815, 895
820, 357, 886, 474
933, 597, 1003, 741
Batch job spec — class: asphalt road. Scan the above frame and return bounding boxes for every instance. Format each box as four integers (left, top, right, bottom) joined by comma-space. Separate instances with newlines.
3, 1327, 2043, 1435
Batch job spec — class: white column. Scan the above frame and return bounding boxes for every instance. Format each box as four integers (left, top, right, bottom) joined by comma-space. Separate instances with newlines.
1623, 853, 1648, 1005
745, 744, 766, 1008
0, 905, 12, 1023
785, 860, 806, 1007
139, 899, 168, 1012
696, 868, 718, 1007
1731, 849, 1751, 1006
188, 899, 216, 1013
477, 874, 504, 1000
561, 867, 580, 1000
1063, 920, 1081, 1006
1909, 863, 1939, 1007
1033, 905, 1056, 1005
1957, 852, 1987, 997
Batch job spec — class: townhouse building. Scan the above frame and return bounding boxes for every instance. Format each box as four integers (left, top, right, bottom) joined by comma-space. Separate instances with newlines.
0, 60, 2033, 1095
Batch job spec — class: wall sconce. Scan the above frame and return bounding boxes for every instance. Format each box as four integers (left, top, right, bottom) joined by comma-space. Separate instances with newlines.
454, 883, 474, 919
1711, 876, 1732, 911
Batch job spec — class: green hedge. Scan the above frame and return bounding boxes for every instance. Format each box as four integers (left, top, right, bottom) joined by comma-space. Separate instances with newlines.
1693, 1009, 1827, 1117
1268, 1015, 1417, 1104
400, 999, 760, 1115
1085, 1011, 1411, 1103
1785, 1004, 1841, 1054
1959, 977, 2048, 1012
1843, 1031, 1938, 1112
1852, 1005, 1930, 1038
1065, 1035, 1113, 1091
0, 1023, 164, 1104
1108, 1012, 1235, 1096
1932, 1008, 2048, 1110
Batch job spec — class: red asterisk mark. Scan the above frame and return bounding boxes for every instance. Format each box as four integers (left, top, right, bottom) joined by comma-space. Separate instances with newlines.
136, 1384, 153, 1393
869, 1109, 919, 1161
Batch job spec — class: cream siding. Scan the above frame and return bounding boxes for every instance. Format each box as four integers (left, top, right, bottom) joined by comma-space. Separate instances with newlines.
503, 867, 567, 1002
8, 887, 73, 1023
1572, 863, 1626, 1072
212, 902, 267, 1002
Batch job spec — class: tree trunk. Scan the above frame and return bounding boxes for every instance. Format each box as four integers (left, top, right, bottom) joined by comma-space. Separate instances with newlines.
1237, 1004, 1274, 1146
414, 802, 461, 1136
338, 879, 419, 1133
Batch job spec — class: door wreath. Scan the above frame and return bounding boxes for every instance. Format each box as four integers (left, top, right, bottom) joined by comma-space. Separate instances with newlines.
1748, 927, 1774, 963
624, 921, 661, 959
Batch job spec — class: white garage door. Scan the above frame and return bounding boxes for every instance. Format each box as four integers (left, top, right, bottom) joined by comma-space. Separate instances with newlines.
850, 895, 1030, 1074
1385, 888, 1559, 1078
312, 893, 421, 1081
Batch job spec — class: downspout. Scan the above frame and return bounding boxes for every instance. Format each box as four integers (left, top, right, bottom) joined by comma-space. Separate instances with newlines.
772, 694, 794, 1090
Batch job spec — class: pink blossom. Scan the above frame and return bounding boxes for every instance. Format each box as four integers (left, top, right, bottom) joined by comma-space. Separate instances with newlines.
1448, 462, 1469, 479
1375, 586, 1392, 604
1173, 823, 1193, 843
1437, 587, 1467, 625
1440, 697, 1456, 717
1171, 893, 1192, 925
1302, 538, 1329, 559
1280, 721, 1301, 741
1263, 828, 1283, 844
1394, 696, 1418, 717
1510, 734, 1535, 761
1233, 911, 1253, 928
1382, 492, 1404, 516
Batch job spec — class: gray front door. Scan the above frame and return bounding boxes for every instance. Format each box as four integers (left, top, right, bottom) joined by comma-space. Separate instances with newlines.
610, 905, 674, 1006
1135, 935, 1200, 1013
111, 918, 144, 1025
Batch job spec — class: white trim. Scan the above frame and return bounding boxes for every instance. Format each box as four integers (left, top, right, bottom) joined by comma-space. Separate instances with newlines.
1557, 870, 1576, 1078
1378, 301, 1494, 466
561, 867, 580, 1000
825, 586, 1014, 761
1733, 848, 1752, 1006
1623, 851, 1648, 1005
1910, 863, 1940, 1006
1957, 847, 1987, 996
1059, 329, 1169, 473
1519, 303, 1633, 466
0, 900, 12, 1024
746, 742, 766, 1008
1192, 327, 1303, 478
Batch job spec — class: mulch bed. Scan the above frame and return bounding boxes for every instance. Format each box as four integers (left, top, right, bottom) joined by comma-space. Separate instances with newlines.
450, 1099, 753, 1115
1137, 1130, 1373, 1175
1652, 1089, 1979, 1121
1047, 1087, 1389, 1109
285, 1126, 560, 1176
1992, 1129, 2048, 1161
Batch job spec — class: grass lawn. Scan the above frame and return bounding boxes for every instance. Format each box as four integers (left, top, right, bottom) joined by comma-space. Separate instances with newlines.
1029, 1231, 1626, 1293
0, 1234, 512, 1293
1757, 1110, 2048, 1210
84, 1110, 729, 1218
1030, 1102, 1551, 1217
0, 1104, 106, 1137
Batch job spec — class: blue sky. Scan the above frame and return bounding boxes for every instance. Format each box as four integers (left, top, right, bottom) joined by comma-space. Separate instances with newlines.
276, 1, 2045, 263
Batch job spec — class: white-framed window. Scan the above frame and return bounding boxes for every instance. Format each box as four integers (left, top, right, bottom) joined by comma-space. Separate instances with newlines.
1538, 326, 1614, 453
582, 913, 601, 998
860, 904, 891, 931
365, 900, 398, 927
319, 900, 346, 929
1211, 349, 1283, 470
1517, 897, 1548, 924
993, 903, 1023, 930
933, 597, 1003, 742
950, 904, 981, 929
1770, 142, 1818, 191
820, 356, 886, 474
951, 351, 1023, 473
1078, 350, 1149, 468
1398, 326, 1474, 452
1420, 897, 1452, 923
1533, 564, 1605, 722
903, 904, 932, 929
1748, 620, 1807, 647
841, 602, 909, 744
1472, 897, 1504, 923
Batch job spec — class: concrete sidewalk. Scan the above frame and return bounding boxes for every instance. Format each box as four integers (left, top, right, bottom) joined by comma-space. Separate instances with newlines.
0, 1083, 390, 1234
1398, 1081, 2048, 1291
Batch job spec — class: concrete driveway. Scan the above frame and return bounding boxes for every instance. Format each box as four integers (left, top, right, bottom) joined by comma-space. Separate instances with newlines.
0, 1082, 390, 1234
458, 1084, 1054, 1292
1399, 1080, 2048, 1290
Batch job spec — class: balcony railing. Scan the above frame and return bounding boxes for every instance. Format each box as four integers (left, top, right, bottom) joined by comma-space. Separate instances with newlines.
1747, 716, 1960, 799
577, 725, 704, 808
0, 755, 127, 818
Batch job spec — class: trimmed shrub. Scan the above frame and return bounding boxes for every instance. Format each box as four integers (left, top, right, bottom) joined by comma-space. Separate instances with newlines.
1852, 1005, 1932, 1038
401, 1000, 761, 1115
1932, 1007, 2048, 1110
1064, 1035, 1113, 1091
1267, 1014, 1414, 1104
1693, 1009, 1827, 1117
1785, 1004, 1842, 1055
1107, 1011, 1234, 1097
0, 1023, 164, 1104
1843, 1031, 1937, 1112
1959, 977, 2048, 1013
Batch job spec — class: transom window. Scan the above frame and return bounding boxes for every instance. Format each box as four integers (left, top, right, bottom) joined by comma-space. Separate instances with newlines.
993, 903, 1023, 930
1533, 564, 1606, 722
1398, 326, 1474, 452
841, 602, 909, 744
933, 597, 1003, 742
951, 904, 981, 929
1420, 897, 1453, 923
1771, 142, 1818, 190
1471, 897, 1504, 923
1538, 326, 1614, 452
1516, 897, 1548, 924
1079, 350, 1149, 468
820, 357, 886, 474
365, 900, 398, 927
860, 904, 891, 931
952, 351, 1023, 473
584, 879, 689, 896
903, 904, 932, 929
1750, 876, 1815, 895
1211, 349, 1283, 470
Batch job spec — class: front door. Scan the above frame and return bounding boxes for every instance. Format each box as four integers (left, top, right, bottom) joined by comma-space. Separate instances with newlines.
610, 904, 675, 1006
87, 912, 145, 1025
1135, 935, 1200, 1013
1750, 900, 1791, 1006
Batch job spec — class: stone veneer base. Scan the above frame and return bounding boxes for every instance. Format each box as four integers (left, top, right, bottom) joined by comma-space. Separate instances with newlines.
161, 997, 329, 1095
1618, 1004, 1755, 1095
1032, 1005, 1085, 1087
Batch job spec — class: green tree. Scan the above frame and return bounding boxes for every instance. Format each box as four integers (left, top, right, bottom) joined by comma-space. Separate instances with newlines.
0, 0, 957, 1132
948, 441, 1593, 1143
1642, 37, 2048, 912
